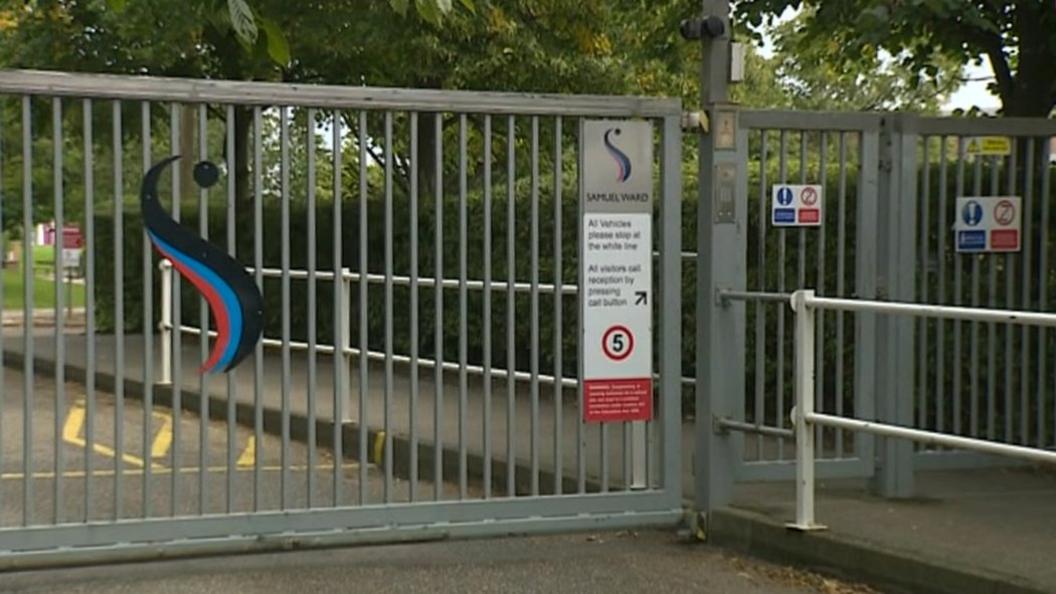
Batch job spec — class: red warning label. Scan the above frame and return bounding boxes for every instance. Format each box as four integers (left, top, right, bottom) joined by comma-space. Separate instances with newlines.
583, 378, 652, 422
798, 209, 820, 224
990, 229, 1019, 251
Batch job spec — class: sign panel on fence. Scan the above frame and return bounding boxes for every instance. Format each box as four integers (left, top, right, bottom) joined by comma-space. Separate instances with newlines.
581, 120, 653, 423
966, 136, 1012, 157
771, 184, 823, 227
953, 196, 1021, 253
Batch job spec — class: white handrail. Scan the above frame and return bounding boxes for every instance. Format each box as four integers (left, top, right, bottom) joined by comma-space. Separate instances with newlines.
788, 289, 1056, 531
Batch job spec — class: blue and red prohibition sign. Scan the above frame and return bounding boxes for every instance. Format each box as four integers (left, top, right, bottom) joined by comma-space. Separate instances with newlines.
140, 156, 263, 374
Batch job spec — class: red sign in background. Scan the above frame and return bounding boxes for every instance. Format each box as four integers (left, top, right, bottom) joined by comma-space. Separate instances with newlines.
583, 378, 652, 422
990, 229, 1019, 250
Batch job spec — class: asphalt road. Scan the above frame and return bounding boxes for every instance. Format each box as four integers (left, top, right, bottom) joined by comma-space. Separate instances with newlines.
0, 369, 875, 594
0, 367, 465, 525
0, 530, 873, 594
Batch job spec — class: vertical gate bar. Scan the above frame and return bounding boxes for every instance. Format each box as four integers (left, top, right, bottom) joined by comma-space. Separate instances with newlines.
482, 114, 492, 498
141, 101, 153, 516
918, 137, 930, 431
52, 97, 64, 524
197, 103, 208, 513
1039, 139, 1051, 448
936, 137, 949, 435
1021, 138, 1034, 445
659, 113, 682, 500
952, 138, 964, 438
252, 106, 264, 511
776, 130, 788, 459
835, 132, 847, 457
796, 129, 807, 476
1006, 145, 1017, 442
111, 99, 124, 521
432, 112, 443, 501
20, 96, 32, 525
970, 153, 982, 437
358, 111, 370, 504
384, 111, 395, 502
576, 118, 585, 495
507, 115, 516, 496
306, 108, 318, 508
409, 112, 420, 502
83, 98, 95, 520
280, 106, 291, 509
169, 103, 181, 516
798, 132, 807, 290
225, 105, 236, 512
332, 112, 344, 506
457, 113, 468, 499
754, 130, 767, 458
987, 154, 999, 440
816, 132, 827, 451
552, 116, 562, 494
530, 116, 541, 496
0, 99, 4, 519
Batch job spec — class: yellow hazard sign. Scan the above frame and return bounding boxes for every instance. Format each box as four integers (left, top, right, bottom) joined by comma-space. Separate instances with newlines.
966, 136, 1011, 156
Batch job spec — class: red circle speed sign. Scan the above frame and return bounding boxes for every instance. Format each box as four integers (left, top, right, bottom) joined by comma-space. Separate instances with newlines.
601, 325, 635, 361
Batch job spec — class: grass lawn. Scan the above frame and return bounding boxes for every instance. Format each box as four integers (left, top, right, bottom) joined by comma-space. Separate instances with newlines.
1, 266, 86, 311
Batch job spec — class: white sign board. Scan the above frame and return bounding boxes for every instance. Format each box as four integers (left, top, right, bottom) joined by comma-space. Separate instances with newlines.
61, 248, 83, 270
954, 196, 1021, 253
581, 120, 653, 423
771, 184, 823, 227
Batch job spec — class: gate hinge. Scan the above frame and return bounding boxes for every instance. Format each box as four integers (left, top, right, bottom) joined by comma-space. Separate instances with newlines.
682, 110, 708, 133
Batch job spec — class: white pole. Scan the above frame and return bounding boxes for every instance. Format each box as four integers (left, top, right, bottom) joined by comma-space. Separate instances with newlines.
159, 260, 172, 385
808, 412, 1056, 465
789, 289, 824, 531
339, 268, 353, 423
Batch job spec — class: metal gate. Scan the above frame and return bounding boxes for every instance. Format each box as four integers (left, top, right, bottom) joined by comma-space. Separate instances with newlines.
696, 107, 1056, 507
0, 69, 683, 566
697, 109, 882, 483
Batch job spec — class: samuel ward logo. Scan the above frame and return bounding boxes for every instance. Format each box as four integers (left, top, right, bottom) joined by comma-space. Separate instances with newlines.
603, 127, 632, 183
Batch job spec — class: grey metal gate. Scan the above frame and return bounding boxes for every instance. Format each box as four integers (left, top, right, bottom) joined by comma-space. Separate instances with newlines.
698, 109, 882, 483
696, 107, 1056, 509
0, 69, 683, 566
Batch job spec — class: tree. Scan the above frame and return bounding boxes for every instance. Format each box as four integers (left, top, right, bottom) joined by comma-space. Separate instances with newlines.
0, 0, 472, 225
736, 0, 1056, 117
767, 10, 963, 113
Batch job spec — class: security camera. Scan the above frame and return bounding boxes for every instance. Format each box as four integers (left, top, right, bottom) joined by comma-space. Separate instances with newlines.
679, 16, 726, 40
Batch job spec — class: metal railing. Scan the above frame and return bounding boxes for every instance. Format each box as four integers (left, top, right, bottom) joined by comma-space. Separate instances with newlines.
788, 289, 1056, 530
158, 259, 698, 390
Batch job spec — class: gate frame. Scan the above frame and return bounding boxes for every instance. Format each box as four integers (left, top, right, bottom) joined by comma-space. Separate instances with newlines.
0, 68, 685, 566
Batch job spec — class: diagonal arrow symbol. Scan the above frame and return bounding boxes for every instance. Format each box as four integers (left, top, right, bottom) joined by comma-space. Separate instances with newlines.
635, 291, 647, 305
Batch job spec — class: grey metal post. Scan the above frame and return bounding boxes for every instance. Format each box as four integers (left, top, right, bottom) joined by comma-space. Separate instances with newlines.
872, 114, 917, 498
695, 0, 741, 520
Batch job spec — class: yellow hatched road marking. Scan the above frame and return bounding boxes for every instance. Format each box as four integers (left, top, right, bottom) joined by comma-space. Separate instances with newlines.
150, 411, 173, 459
61, 400, 163, 470
237, 436, 255, 467
0, 462, 361, 481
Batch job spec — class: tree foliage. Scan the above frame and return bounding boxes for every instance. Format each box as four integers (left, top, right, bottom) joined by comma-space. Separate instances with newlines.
736, 0, 1056, 116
